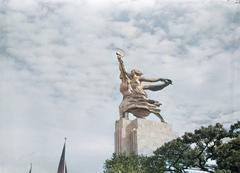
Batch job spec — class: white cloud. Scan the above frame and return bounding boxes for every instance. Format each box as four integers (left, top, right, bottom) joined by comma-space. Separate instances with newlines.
0, 0, 239, 172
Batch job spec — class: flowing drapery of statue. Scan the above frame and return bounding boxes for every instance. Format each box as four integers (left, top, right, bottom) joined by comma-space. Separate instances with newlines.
116, 50, 172, 122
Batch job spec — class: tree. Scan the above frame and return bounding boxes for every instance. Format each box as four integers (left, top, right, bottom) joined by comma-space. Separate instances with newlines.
104, 153, 147, 173
104, 122, 240, 173
152, 123, 230, 173
215, 121, 240, 173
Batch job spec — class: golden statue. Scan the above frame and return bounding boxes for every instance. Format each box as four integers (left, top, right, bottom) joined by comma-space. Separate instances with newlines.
116, 50, 172, 122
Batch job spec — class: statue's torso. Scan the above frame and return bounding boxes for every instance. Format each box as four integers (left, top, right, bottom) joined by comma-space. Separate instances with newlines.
120, 79, 132, 96
130, 77, 147, 97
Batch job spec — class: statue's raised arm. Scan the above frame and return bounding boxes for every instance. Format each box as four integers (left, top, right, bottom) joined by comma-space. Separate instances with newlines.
116, 52, 130, 82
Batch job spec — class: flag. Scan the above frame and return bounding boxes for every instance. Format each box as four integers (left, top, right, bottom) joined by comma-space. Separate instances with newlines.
57, 140, 67, 173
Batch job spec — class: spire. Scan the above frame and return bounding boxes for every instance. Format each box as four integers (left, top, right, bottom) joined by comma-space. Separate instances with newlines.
57, 138, 67, 173
29, 163, 32, 173
65, 161, 68, 173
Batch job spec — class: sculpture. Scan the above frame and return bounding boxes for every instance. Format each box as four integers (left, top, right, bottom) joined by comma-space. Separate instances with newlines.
116, 50, 172, 122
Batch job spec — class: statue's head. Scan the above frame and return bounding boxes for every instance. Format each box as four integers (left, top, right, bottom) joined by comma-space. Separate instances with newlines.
131, 69, 143, 77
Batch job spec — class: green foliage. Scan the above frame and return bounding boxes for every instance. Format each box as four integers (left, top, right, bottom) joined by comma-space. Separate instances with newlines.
214, 170, 231, 173
104, 153, 147, 173
215, 122, 240, 173
152, 137, 195, 172
229, 121, 240, 137
104, 122, 240, 173
152, 123, 230, 173
215, 137, 240, 172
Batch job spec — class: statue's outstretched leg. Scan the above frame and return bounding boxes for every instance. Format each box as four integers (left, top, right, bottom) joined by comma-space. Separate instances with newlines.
155, 113, 166, 123
150, 109, 165, 122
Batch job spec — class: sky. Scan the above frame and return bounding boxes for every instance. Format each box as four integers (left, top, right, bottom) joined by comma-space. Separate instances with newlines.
0, 0, 240, 172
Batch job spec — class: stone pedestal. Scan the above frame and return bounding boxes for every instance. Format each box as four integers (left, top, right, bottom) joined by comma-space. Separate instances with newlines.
115, 118, 177, 155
